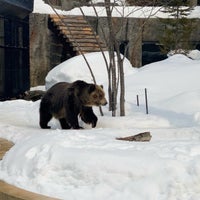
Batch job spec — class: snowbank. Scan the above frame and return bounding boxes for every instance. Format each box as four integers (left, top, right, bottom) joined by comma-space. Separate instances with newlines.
45, 51, 135, 89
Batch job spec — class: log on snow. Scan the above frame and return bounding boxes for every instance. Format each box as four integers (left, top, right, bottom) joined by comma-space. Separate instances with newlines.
116, 131, 152, 142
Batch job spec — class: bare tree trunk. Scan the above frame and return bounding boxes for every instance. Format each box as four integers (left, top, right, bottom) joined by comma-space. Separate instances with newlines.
118, 52, 125, 116
84, 2, 113, 112
105, 0, 117, 116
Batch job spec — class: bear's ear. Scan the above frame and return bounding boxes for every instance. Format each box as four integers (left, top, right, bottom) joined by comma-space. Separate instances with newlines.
88, 84, 96, 93
100, 85, 103, 89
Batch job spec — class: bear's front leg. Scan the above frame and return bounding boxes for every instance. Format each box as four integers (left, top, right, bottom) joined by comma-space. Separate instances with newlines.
80, 106, 98, 128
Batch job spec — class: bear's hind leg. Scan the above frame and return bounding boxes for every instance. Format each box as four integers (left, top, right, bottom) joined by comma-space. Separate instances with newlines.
39, 97, 53, 129
59, 118, 71, 129
39, 111, 52, 129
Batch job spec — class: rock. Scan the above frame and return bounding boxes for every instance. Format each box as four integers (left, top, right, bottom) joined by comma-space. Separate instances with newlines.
23, 90, 46, 101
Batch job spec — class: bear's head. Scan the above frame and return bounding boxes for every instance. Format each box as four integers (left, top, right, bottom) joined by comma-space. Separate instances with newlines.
85, 84, 107, 107
71, 80, 107, 107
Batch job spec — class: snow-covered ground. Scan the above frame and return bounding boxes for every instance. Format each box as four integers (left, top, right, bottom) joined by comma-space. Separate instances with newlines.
0, 50, 200, 200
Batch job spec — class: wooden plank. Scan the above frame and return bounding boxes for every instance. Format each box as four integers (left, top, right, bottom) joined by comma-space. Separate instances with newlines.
66, 34, 98, 39
71, 42, 105, 48
50, 14, 84, 20
56, 23, 90, 27
58, 26, 92, 32
0, 138, 14, 160
51, 17, 86, 24
62, 18, 86, 23
0, 181, 59, 200
52, 19, 87, 25
68, 38, 97, 42
78, 48, 108, 54
60, 29, 94, 36
68, 38, 103, 43
74, 46, 103, 52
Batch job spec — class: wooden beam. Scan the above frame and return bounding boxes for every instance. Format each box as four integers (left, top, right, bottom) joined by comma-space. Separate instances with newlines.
0, 138, 14, 160
0, 181, 59, 200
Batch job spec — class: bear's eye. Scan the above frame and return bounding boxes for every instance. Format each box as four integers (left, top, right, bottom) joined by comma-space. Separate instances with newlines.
93, 94, 98, 99
99, 94, 103, 99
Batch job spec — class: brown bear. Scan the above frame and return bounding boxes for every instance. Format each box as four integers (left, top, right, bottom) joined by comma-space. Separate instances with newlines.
39, 80, 107, 129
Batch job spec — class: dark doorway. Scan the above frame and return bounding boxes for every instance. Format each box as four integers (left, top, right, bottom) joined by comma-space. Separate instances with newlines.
119, 40, 129, 56
142, 42, 167, 66
196, 43, 200, 50
0, 16, 30, 100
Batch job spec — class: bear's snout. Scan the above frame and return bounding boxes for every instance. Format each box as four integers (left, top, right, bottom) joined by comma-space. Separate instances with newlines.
101, 99, 108, 106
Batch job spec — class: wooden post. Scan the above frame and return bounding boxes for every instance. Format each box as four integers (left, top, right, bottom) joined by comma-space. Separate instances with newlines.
136, 95, 139, 106
145, 88, 149, 114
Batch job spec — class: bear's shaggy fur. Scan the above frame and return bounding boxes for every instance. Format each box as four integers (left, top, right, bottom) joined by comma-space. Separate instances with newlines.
39, 80, 107, 129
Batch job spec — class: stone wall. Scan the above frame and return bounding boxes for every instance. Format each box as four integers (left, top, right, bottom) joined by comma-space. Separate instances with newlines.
29, 13, 200, 86
87, 17, 200, 67
29, 13, 65, 86
86, 17, 144, 67
29, 13, 50, 86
